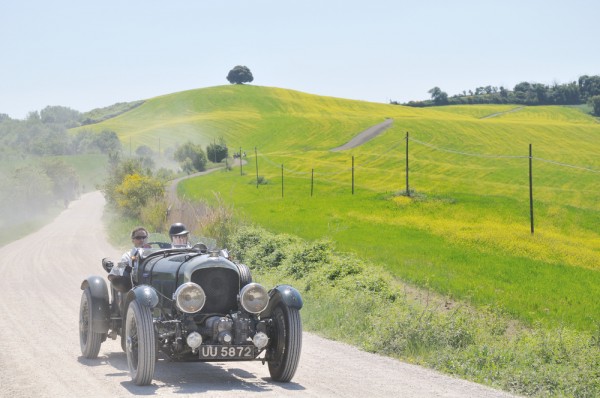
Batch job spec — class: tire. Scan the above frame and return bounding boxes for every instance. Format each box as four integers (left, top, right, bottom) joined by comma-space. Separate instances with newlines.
79, 288, 103, 359
125, 300, 156, 386
237, 263, 253, 287
267, 302, 302, 382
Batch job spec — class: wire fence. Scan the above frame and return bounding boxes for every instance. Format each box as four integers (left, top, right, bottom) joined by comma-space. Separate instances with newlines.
227, 132, 600, 233
237, 134, 600, 188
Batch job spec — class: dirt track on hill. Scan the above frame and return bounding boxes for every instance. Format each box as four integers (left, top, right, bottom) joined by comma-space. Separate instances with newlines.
0, 191, 518, 397
330, 118, 393, 151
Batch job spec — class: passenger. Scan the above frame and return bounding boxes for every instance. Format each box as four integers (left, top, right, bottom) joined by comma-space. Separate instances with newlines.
108, 226, 149, 284
169, 222, 191, 248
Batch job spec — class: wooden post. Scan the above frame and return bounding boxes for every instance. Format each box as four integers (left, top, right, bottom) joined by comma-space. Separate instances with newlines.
406, 131, 410, 197
529, 144, 534, 235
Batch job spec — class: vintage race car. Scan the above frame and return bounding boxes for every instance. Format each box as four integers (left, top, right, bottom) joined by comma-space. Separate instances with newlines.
79, 238, 303, 386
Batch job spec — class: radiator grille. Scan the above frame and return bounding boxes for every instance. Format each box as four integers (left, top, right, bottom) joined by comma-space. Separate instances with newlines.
191, 268, 239, 314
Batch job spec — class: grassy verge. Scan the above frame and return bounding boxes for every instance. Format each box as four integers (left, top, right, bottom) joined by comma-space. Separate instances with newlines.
229, 224, 600, 397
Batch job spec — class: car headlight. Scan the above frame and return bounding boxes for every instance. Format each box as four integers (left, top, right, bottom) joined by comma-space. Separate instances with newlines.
174, 282, 206, 313
240, 283, 269, 314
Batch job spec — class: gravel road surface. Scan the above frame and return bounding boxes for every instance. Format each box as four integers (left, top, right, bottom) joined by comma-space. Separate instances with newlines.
330, 119, 393, 152
0, 191, 518, 397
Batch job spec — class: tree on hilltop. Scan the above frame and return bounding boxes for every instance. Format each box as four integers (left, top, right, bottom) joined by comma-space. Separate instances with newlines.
226, 65, 254, 84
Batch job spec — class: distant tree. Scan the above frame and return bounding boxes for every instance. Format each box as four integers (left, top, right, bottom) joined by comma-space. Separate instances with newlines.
71, 129, 121, 154
40, 106, 81, 127
174, 141, 207, 172
135, 145, 155, 169
579, 75, 600, 100
590, 95, 600, 116
136, 145, 154, 158
206, 137, 228, 163
428, 87, 448, 105
40, 158, 80, 202
226, 65, 254, 85
95, 130, 122, 153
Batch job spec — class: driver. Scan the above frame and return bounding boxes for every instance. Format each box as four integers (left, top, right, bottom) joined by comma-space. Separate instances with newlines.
108, 226, 149, 284
169, 223, 191, 248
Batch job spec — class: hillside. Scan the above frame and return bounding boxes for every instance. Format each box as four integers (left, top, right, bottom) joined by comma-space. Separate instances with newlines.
90, 85, 600, 331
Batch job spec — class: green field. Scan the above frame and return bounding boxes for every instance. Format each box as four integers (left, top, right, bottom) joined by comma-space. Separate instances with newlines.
91, 85, 600, 331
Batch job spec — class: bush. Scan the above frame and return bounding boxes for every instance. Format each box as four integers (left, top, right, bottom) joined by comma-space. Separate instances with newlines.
174, 141, 207, 172
114, 173, 165, 218
140, 197, 168, 232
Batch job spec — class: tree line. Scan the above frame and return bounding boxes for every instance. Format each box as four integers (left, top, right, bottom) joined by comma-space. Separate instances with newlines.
394, 74, 600, 116
0, 105, 123, 156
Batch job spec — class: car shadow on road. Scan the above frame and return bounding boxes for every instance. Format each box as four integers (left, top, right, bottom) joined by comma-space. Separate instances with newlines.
151, 361, 304, 395
86, 352, 305, 394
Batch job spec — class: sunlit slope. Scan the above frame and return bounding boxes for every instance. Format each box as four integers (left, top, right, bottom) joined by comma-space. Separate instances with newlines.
86, 85, 600, 329
82, 85, 429, 152
89, 84, 600, 243
89, 83, 600, 224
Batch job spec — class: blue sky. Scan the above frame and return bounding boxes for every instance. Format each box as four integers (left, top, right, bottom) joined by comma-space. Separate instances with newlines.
1, 0, 599, 119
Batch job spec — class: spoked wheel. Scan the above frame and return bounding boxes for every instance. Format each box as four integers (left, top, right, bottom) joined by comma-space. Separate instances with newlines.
79, 288, 103, 359
125, 300, 156, 386
268, 302, 302, 382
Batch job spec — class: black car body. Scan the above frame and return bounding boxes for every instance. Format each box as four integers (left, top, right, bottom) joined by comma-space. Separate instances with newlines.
79, 242, 303, 386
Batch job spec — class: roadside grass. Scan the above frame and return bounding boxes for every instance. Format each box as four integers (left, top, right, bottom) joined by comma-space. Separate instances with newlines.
228, 224, 600, 398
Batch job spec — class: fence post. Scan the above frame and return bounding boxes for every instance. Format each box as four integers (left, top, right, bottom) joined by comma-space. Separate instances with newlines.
529, 143, 534, 235
406, 131, 410, 197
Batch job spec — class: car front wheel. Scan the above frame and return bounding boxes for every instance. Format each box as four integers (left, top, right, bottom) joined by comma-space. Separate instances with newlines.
267, 302, 302, 382
79, 288, 103, 359
125, 299, 156, 386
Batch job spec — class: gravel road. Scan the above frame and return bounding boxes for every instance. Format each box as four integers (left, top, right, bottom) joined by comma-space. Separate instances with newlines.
330, 119, 393, 152
0, 191, 518, 397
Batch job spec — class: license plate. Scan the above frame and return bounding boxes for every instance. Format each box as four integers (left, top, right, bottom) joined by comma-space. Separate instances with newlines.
198, 345, 256, 360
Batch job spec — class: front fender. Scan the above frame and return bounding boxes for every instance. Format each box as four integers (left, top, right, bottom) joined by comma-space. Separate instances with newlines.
262, 284, 303, 316
126, 285, 159, 308
80, 276, 110, 333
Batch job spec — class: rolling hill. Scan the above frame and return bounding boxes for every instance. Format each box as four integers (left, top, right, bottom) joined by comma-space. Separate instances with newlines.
88, 85, 600, 331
